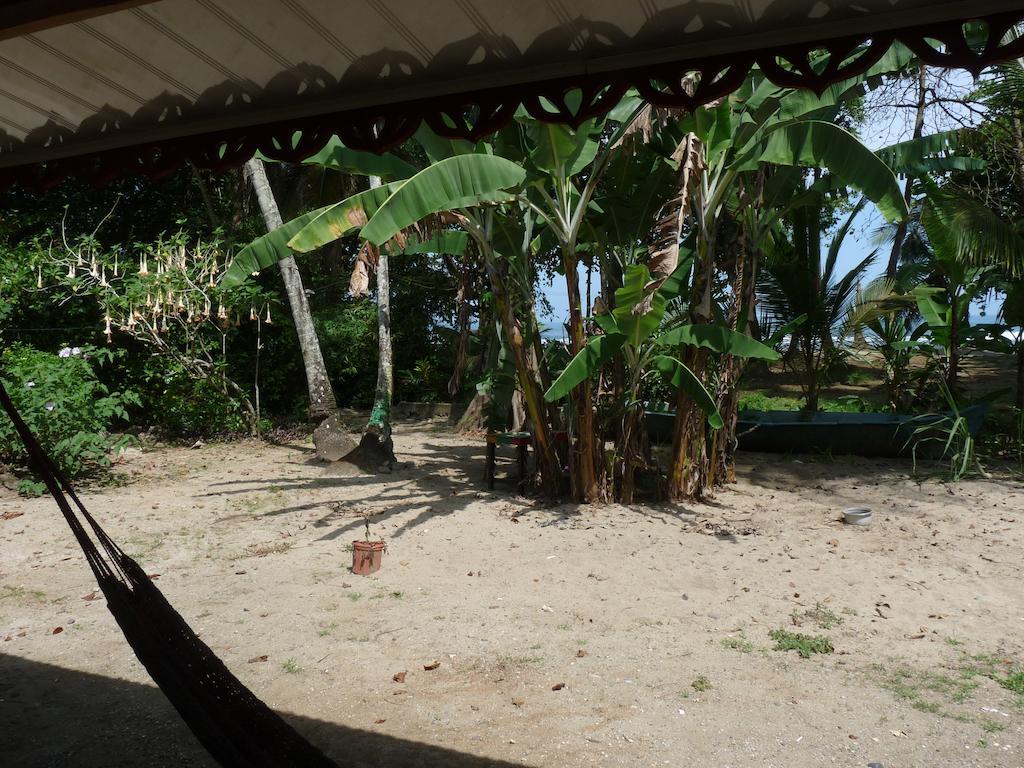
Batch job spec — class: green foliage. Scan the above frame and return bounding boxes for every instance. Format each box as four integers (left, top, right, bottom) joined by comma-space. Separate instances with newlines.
359, 155, 526, 246
737, 393, 885, 413
908, 377, 981, 481
690, 674, 713, 692
138, 361, 248, 438
0, 344, 138, 488
769, 628, 834, 658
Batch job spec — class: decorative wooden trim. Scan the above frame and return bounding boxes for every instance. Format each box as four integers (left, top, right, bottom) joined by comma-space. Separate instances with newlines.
3, 10, 1023, 191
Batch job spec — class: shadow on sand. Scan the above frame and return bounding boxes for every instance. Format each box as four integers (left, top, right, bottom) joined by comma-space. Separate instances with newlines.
0, 653, 529, 768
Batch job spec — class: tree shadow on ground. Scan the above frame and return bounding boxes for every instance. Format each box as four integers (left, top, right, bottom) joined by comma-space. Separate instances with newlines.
201, 434, 542, 540
0, 653, 529, 768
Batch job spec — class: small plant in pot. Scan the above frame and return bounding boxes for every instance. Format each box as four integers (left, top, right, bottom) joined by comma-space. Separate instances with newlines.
352, 513, 385, 575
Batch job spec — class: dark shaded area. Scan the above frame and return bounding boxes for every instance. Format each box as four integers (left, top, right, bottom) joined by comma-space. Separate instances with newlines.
0, 654, 529, 768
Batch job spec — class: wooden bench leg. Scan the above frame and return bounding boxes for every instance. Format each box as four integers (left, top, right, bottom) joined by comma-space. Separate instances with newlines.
485, 442, 496, 490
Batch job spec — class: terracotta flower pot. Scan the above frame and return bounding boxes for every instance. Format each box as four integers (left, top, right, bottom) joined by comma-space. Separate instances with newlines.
352, 540, 385, 575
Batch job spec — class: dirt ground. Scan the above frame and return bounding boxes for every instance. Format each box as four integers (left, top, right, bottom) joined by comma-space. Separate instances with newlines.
1, 422, 1022, 767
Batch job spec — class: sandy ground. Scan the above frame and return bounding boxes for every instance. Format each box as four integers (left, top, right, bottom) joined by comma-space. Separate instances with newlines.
1, 422, 1023, 768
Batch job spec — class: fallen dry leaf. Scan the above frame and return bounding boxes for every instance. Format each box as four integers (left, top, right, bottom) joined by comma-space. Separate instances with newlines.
576, 649, 587, 658
374, 719, 386, 724
1, 510, 24, 521
551, 682, 565, 691
81, 591, 98, 601
147, 573, 161, 580
393, 671, 407, 683
511, 698, 525, 707
891, 729, 907, 738
423, 661, 440, 671
52, 627, 63, 635
247, 655, 268, 663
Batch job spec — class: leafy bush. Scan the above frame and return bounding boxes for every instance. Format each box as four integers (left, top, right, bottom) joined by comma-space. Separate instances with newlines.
0, 344, 138, 490
137, 360, 248, 438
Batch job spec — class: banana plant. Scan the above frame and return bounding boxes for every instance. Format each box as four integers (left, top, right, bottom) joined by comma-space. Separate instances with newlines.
543, 262, 778, 501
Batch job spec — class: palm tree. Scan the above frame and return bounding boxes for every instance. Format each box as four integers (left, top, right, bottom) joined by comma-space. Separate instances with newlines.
243, 158, 337, 422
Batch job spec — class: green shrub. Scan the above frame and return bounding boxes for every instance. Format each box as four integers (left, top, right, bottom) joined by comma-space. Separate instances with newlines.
0, 344, 138, 490
138, 361, 247, 438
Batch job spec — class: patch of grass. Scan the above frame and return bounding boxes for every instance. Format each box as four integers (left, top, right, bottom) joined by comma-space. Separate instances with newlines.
880, 664, 987, 720
841, 607, 858, 617
497, 653, 544, 667
239, 540, 293, 558
345, 591, 363, 602
1000, 669, 1024, 695
945, 637, 962, 647
317, 622, 338, 637
369, 590, 404, 600
769, 628, 834, 658
791, 602, 843, 630
691, 674, 712, 692
281, 659, 302, 674
720, 633, 755, 653
556, 623, 570, 631
0, 585, 48, 603
978, 718, 1006, 733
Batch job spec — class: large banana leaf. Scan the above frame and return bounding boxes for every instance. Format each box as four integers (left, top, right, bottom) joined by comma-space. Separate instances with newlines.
287, 181, 405, 253
652, 355, 724, 429
524, 119, 599, 175
611, 264, 667, 347
876, 131, 985, 175
360, 155, 526, 246
400, 231, 469, 256
544, 333, 627, 402
221, 203, 333, 288
657, 325, 780, 360
414, 124, 488, 163
913, 285, 952, 329
747, 120, 908, 223
303, 138, 418, 180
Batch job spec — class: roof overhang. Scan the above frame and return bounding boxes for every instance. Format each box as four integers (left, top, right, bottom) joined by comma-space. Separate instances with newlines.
2, 0, 1024, 189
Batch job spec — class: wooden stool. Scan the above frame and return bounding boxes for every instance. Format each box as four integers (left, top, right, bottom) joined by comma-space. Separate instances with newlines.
484, 431, 531, 490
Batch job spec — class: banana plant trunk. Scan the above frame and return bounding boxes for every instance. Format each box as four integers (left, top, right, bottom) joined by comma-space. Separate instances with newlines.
244, 158, 337, 423
669, 235, 715, 501
562, 247, 602, 503
483, 255, 562, 497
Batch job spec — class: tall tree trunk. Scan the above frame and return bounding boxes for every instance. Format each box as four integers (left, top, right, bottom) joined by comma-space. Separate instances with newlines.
365, 176, 395, 460
886, 64, 928, 278
244, 158, 337, 422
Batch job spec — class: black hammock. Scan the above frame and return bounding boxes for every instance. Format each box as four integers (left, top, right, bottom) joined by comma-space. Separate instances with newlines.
0, 380, 339, 768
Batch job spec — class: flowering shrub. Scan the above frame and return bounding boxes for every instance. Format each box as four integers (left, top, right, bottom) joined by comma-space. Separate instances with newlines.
0, 344, 139, 493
